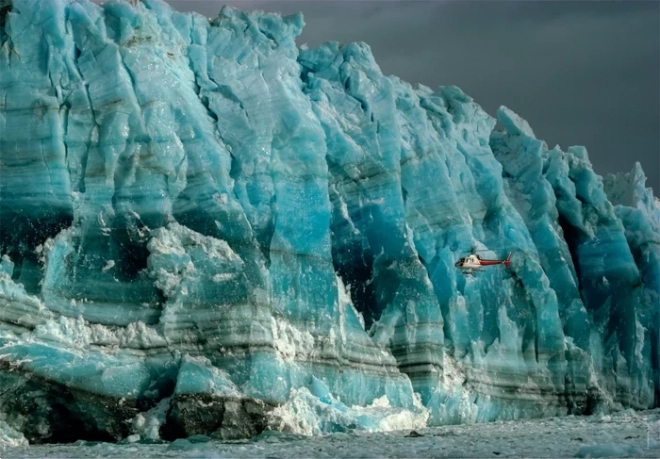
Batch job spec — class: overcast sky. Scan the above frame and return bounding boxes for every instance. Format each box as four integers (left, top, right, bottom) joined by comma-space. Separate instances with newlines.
107, 0, 660, 192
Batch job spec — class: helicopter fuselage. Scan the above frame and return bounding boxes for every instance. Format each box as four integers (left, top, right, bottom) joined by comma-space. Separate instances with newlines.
454, 253, 512, 270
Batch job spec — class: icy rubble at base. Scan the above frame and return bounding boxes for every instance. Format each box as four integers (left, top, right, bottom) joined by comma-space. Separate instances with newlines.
268, 378, 429, 436
2, 409, 659, 458
0, 0, 658, 444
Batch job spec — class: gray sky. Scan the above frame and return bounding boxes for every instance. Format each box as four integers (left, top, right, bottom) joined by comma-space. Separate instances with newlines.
110, 0, 660, 192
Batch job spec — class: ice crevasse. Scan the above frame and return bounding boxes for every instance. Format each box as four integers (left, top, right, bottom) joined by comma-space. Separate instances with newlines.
0, 0, 657, 444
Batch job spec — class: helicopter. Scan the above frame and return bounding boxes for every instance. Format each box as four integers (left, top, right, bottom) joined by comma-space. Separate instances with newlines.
454, 252, 512, 275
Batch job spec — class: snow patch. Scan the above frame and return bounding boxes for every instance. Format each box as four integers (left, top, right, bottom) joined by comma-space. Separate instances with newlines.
271, 318, 315, 363
337, 275, 365, 330
0, 419, 28, 447
147, 222, 243, 298
268, 379, 428, 436
131, 397, 171, 441
101, 260, 115, 272
31, 316, 166, 349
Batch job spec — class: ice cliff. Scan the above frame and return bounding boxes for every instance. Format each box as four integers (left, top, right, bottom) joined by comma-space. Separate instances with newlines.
0, 0, 658, 445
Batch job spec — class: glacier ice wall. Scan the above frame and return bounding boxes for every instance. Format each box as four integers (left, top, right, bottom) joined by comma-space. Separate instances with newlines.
0, 0, 657, 444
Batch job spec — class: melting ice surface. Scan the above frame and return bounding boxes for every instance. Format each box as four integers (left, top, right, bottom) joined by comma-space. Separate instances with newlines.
0, 0, 658, 445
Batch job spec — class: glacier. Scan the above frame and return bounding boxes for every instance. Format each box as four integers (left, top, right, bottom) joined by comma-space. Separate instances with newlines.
0, 0, 658, 445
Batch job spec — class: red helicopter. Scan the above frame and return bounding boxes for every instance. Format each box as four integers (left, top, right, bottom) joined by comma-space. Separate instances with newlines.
454, 252, 512, 274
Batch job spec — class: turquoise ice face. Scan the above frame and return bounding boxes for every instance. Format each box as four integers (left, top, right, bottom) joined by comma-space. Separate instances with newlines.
0, 0, 657, 444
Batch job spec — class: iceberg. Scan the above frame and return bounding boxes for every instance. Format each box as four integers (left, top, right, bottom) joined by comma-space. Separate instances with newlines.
0, 0, 657, 444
